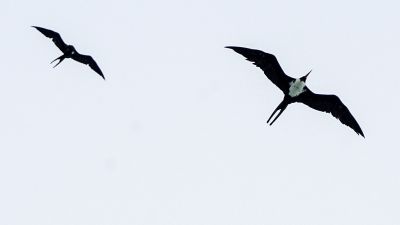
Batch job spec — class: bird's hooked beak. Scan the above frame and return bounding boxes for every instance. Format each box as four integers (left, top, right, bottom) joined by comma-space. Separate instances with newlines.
300, 69, 312, 82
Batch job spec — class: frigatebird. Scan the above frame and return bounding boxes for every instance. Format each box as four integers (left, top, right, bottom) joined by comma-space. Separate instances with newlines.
226, 46, 364, 137
32, 26, 104, 80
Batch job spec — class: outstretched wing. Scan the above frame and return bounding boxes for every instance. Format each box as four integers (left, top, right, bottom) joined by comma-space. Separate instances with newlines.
226, 46, 294, 92
298, 91, 364, 137
71, 53, 105, 79
32, 26, 68, 52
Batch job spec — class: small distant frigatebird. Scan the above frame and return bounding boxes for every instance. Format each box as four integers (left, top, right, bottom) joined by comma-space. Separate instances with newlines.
32, 26, 104, 80
226, 46, 364, 137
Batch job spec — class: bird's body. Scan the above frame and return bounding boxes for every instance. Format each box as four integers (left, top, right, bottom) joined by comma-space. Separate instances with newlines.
288, 78, 306, 97
226, 46, 364, 137
32, 26, 104, 80
64, 45, 77, 57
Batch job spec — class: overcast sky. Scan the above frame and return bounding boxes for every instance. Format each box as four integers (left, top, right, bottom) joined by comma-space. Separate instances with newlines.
1, 0, 400, 224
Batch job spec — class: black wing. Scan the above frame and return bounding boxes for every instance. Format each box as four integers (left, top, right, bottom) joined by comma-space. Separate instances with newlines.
71, 53, 105, 79
32, 26, 68, 52
298, 91, 364, 137
226, 46, 294, 92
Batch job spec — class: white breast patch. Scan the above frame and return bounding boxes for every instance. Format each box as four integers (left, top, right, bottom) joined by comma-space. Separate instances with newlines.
289, 79, 306, 97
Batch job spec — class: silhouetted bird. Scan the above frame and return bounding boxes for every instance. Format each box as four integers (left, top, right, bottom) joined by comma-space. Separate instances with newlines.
32, 26, 104, 80
226, 46, 364, 137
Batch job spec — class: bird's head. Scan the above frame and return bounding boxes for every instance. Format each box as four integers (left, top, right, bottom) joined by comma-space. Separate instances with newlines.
300, 69, 312, 82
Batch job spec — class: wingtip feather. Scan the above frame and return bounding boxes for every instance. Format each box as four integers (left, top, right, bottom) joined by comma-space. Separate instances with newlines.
225, 46, 240, 50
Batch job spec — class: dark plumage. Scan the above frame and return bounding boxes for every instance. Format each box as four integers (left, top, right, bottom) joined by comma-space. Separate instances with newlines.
226, 46, 364, 137
32, 26, 104, 80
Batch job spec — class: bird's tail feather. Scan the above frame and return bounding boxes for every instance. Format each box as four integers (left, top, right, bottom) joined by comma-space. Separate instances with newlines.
267, 99, 289, 126
51, 55, 65, 68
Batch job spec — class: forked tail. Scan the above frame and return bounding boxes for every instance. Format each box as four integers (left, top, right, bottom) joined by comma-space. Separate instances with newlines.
267, 98, 289, 126
51, 55, 66, 68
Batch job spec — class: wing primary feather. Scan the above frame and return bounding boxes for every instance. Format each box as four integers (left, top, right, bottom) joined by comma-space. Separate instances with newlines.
226, 46, 294, 92
71, 53, 105, 80
299, 91, 364, 137
32, 26, 68, 52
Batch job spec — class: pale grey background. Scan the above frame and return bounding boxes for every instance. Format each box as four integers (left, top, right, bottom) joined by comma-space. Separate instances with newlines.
0, 0, 399, 224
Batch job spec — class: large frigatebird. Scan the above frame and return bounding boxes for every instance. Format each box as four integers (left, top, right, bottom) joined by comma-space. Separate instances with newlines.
226, 46, 364, 137
32, 26, 104, 80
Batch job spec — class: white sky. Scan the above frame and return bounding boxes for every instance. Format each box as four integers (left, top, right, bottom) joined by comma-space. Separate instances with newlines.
1, 0, 400, 224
